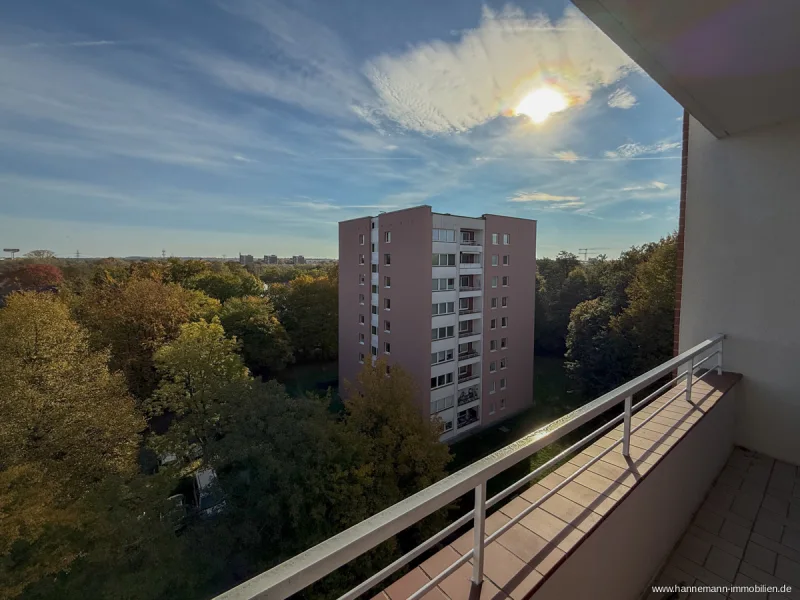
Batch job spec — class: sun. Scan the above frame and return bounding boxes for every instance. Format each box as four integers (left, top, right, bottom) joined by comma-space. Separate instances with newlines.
515, 87, 569, 123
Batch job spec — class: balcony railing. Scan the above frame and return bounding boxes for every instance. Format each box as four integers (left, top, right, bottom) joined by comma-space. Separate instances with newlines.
460, 239, 480, 246
459, 285, 480, 292
458, 307, 480, 315
212, 335, 727, 600
457, 386, 479, 406
458, 350, 479, 360
459, 262, 481, 268
457, 413, 479, 428
457, 372, 480, 384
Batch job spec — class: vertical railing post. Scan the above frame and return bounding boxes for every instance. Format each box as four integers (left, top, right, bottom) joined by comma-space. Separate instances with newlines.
622, 395, 632, 457
471, 483, 486, 586
686, 356, 694, 403
716, 339, 723, 375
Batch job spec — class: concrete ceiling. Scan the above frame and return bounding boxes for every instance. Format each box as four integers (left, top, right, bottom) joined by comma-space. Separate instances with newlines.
572, 0, 800, 138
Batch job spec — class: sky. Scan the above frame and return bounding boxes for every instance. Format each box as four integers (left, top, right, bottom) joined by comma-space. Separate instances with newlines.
0, 0, 683, 259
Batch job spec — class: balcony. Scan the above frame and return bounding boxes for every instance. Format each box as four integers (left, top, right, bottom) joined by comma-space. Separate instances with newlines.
458, 307, 480, 315
457, 385, 479, 406
457, 349, 479, 360
214, 335, 789, 600
457, 371, 479, 384
457, 406, 480, 429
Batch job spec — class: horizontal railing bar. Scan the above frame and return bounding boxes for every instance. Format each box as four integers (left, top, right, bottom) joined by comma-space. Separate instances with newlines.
214, 335, 724, 600
630, 369, 687, 413
693, 366, 718, 386
407, 550, 473, 600
691, 351, 719, 372
337, 509, 475, 600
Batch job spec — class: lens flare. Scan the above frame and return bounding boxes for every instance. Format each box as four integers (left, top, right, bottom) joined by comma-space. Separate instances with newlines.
515, 87, 569, 123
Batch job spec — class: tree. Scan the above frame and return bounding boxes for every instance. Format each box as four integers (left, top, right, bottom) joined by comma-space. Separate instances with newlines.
23, 249, 56, 259
7, 264, 64, 290
187, 269, 263, 302
0, 292, 144, 598
76, 277, 220, 399
268, 274, 337, 361
146, 318, 252, 461
218, 296, 294, 375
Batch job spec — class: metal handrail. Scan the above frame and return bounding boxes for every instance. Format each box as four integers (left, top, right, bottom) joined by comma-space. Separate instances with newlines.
459, 285, 481, 291
459, 308, 480, 315
460, 240, 480, 246
459, 262, 481, 268
458, 350, 479, 360
457, 372, 480, 384
214, 334, 725, 600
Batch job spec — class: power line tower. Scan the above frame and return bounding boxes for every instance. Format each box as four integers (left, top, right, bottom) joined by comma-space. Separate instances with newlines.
75, 249, 80, 259
578, 248, 589, 261
162, 249, 166, 259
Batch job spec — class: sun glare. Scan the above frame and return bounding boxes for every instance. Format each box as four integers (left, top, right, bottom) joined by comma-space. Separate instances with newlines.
515, 87, 569, 123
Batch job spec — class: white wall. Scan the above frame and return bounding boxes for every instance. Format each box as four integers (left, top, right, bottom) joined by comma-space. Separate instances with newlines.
680, 116, 800, 464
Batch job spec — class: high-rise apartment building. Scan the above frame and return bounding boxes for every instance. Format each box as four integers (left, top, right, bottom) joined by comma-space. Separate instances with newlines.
292, 255, 306, 265
339, 205, 536, 441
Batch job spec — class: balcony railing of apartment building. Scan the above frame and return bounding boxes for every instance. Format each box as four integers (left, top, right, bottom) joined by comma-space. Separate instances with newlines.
460, 240, 481, 246
457, 371, 480, 384
215, 335, 725, 600
458, 349, 479, 360
458, 307, 480, 315
457, 385, 480, 407
457, 408, 480, 429
459, 284, 480, 292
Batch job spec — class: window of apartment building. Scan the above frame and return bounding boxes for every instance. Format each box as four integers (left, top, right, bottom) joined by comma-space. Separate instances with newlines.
432, 301, 455, 315
384, 320, 391, 333
359, 333, 365, 344
459, 275, 472, 288
489, 361, 497, 373
432, 277, 455, 291
384, 276, 391, 288
359, 314, 365, 325
502, 276, 509, 287
442, 420, 453, 432
372, 284, 378, 294
501, 296, 508, 308
384, 231, 391, 243
431, 349, 454, 365
491, 254, 499, 266
384, 253, 391, 266
430, 395, 454, 414
458, 320, 470, 333
432, 253, 456, 266
384, 298, 391, 310
371, 346, 378, 356
359, 254, 365, 265
371, 242, 375, 252
491, 297, 498, 309
384, 342, 391, 354
489, 402, 496, 415
359, 293, 365, 305
503, 233, 510, 245
433, 228, 456, 242
431, 372, 454, 389
500, 378, 507, 390
492, 233, 499, 245
371, 264, 378, 273
500, 398, 506, 410
358, 352, 365, 364
490, 340, 497, 351
431, 325, 455, 340
457, 343, 472, 355
459, 298, 470, 310
490, 380, 496, 394
490, 318, 497, 330
359, 274, 365, 285
371, 325, 377, 335
359, 234, 365, 245
501, 337, 508, 349
371, 305, 378, 315
500, 357, 507, 370
503, 255, 509, 266
371, 221, 375, 229
501, 317, 508, 328
491, 276, 498, 288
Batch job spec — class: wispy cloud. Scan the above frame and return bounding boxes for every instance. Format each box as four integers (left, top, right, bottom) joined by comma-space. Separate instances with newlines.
620, 181, 668, 191
509, 191, 582, 209
10, 40, 122, 49
604, 140, 681, 159
608, 87, 637, 109
362, 5, 634, 134
553, 150, 581, 163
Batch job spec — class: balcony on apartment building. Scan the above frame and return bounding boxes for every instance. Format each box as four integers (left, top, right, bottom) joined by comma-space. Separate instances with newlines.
458, 343, 479, 361
460, 229, 482, 249
457, 384, 480, 407
457, 364, 480, 386
459, 252, 482, 273
217, 2, 800, 598
459, 275, 481, 293
457, 406, 480, 430
458, 297, 481, 316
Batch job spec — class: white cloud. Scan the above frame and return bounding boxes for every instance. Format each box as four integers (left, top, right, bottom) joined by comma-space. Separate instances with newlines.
363, 5, 634, 134
509, 191, 581, 202
553, 150, 581, 163
608, 86, 637, 109
604, 141, 681, 159
620, 181, 669, 192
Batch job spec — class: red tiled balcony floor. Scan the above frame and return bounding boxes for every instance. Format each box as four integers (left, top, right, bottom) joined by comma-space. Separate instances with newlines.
373, 372, 740, 600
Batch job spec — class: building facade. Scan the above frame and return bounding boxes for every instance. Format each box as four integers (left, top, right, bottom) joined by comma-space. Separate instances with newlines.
339, 205, 536, 441
292, 255, 306, 265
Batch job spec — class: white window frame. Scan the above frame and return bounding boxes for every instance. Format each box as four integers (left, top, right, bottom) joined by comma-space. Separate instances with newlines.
490, 318, 497, 330
384, 231, 391, 243
432, 277, 456, 291
501, 317, 508, 328
359, 293, 365, 305
433, 228, 456, 242
492, 233, 498, 245
503, 233, 510, 245
384, 276, 391, 288
490, 381, 496, 394
432, 253, 456, 266
490, 340, 497, 351
359, 352, 365, 364
491, 255, 499, 266
359, 274, 365, 285
491, 276, 498, 288
384, 320, 391, 333
489, 361, 497, 373
502, 276, 509, 287
384, 298, 391, 311
359, 254, 365, 265
359, 314, 365, 325
359, 333, 365, 345
502, 296, 508, 308
359, 234, 365, 245
383, 253, 391, 266
491, 297, 498, 309
500, 357, 507, 370
500, 378, 507, 390
500, 398, 506, 410
501, 337, 508, 349
503, 255, 509, 266
384, 342, 391, 354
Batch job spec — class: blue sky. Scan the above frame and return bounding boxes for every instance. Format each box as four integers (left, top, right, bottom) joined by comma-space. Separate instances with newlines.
0, 0, 683, 258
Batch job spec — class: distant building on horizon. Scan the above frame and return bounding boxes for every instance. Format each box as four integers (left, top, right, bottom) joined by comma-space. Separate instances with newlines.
239, 253, 254, 266
264, 255, 278, 264
292, 255, 306, 265
338, 205, 536, 442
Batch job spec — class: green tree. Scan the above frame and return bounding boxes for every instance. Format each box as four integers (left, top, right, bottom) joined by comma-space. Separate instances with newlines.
218, 296, 294, 375
76, 277, 220, 399
23, 249, 56, 259
0, 292, 144, 598
146, 318, 252, 461
186, 266, 263, 302
268, 274, 337, 361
